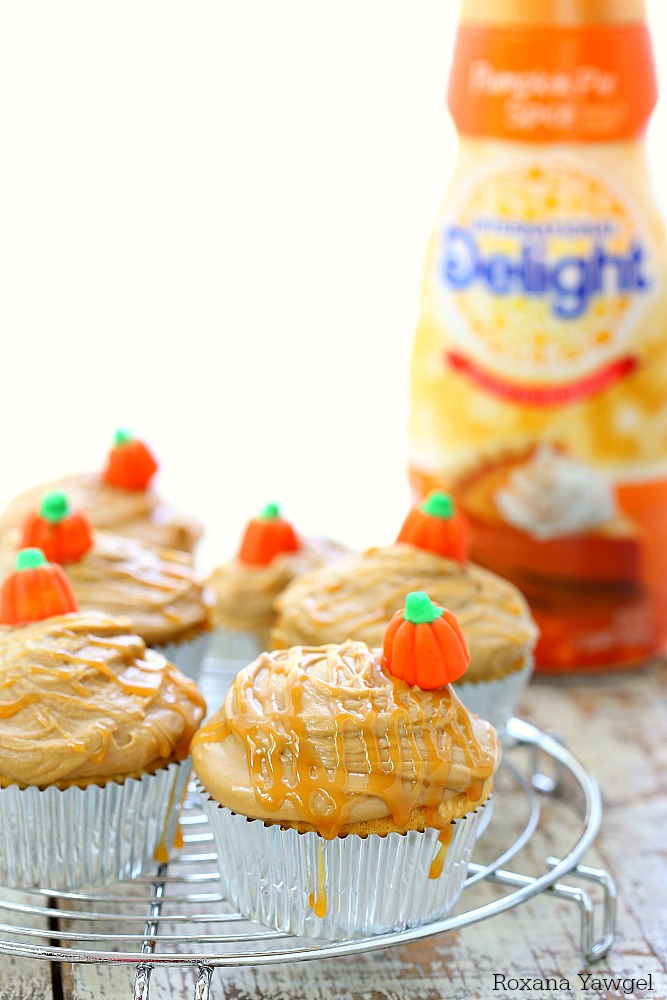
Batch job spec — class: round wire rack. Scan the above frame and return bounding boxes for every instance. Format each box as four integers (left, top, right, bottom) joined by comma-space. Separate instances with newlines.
0, 662, 618, 1000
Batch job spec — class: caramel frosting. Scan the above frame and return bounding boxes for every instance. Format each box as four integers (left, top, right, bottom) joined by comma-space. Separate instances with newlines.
191, 641, 499, 839
0, 612, 206, 787
0, 530, 211, 646
0, 473, 203, 553
272, 545, 538, 683
207, 536, 350, 643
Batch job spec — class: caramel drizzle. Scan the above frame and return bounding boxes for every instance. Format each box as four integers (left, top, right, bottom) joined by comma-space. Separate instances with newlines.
428, 826, 455, 880
308, 841, 327, 917
192, 643, 495, 839
35, 530, 209, 637
0, 615, 205, 773
272, 546, 538, 663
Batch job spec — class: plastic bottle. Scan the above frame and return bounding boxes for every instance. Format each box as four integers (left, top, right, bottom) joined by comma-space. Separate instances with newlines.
409, 0, 667, 672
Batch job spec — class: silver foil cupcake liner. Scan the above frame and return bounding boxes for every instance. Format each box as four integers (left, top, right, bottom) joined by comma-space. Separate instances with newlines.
200, 788, 488, 939
454, 659, 534, 739
0, 759, 190, 889
154, 630, 211, 681
205, 626, 263, 664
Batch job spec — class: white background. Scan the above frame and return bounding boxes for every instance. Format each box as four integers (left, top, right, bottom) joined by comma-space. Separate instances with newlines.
2, 0, 667, 571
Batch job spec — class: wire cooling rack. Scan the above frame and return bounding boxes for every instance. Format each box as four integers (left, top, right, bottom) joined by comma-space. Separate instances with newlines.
0, 661, 618, 1000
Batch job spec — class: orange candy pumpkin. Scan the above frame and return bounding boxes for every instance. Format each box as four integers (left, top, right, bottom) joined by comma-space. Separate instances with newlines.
20, 491, 93, 564
0, 549, 78, 626
397, 491, 469, 564
237, 503, 300, 566
383, 591, 470, 690
101, 429, 158, 491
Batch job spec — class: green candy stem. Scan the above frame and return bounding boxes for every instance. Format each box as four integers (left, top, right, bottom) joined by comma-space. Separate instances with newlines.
17, 548, 47, 571
113, 428, 134, 447
404, 591, 443, 625
39, 491, 70, 524
421, 491, 454, 520
258, 502, 280, 520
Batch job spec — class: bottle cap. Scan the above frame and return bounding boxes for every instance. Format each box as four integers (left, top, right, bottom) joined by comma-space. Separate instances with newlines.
460, 0, 646, 25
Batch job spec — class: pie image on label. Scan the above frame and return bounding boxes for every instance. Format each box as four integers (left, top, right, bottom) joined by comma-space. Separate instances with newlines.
454, 446, 641, 587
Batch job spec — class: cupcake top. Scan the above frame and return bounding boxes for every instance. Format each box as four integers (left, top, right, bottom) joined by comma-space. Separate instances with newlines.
271, 544, 538, 682
0, 432, 203, 553
63, 531, 211, 644
191, 638, 499, 838
0, 611, 206, 787
207, 503, 349, 642
1, 514, 211, 645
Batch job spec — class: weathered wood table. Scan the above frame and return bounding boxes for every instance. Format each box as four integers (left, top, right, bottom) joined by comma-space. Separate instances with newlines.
1, 657, 666, 1000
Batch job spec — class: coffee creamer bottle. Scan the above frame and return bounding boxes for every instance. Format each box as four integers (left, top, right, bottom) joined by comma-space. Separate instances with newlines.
409, 0, 667, 671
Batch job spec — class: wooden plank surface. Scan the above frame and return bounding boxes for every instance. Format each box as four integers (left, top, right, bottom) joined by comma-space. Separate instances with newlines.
15, 659, 667, 1000
0, 888, 53, 1000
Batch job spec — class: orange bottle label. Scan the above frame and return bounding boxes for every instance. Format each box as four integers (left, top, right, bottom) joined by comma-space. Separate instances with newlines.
448, 23, 656, 142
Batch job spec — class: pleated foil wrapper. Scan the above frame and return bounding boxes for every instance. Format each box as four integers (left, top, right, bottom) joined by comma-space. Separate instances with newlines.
153, 629, 211, 681
0, 759, 190, 889
200, 789, 489, 939
204, 627, 263, 664
454, 659, 534, 740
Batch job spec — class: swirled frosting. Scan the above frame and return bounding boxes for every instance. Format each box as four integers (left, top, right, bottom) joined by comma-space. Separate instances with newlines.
191, 641, 499, 838
0, 530, 211, 645
271, 545, 537, 683
207, 536, 350, 643
0, 473, 203, 553
0, 612, 206, 787
494, 446, 617, 540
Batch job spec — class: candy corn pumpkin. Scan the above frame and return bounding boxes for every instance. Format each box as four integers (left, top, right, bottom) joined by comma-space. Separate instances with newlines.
102, 429, 158, 491
397, 491, 469, 564
383, 591, 470, 689
0, 549, 78, 625
238, 503, 300, 566
20, 491, 93, 564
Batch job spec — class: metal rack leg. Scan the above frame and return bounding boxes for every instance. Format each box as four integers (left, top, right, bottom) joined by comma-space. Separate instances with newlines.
194, 965, 215, 999
529, 735, 566, 794
134, 963, 152, 999
546, 858, 618, 962
486, 863, 617, 963
133, 864, 168, 1000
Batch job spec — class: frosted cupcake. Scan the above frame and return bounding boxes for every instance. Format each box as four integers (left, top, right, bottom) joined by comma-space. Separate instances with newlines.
206, 503, 348, 659
0, 430, 203, 553
272, 493, 538, 736
192, 592, 500, 939
0, 549, 207, 888
2, 491, 211, 678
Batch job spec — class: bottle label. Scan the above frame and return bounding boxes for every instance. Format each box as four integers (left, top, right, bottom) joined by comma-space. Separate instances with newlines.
434, 158, 652, 404
409, 148, 667, 669
448, 23, 656, 143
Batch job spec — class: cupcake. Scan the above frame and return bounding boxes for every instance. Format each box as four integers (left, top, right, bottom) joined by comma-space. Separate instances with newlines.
0, 549, 207, 888
206, 503, 349, 659
0, 430, 203, 553
192, 592, 500, 939
1, 490, 212, 678
271, 493, 538, 737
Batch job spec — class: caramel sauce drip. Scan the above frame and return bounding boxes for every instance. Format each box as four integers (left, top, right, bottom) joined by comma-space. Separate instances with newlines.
192, 642, 497, 839
0, 612, 206, 786
428, 826, 455, 880
308, 842, 327, 917
154, 770, 183, 865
